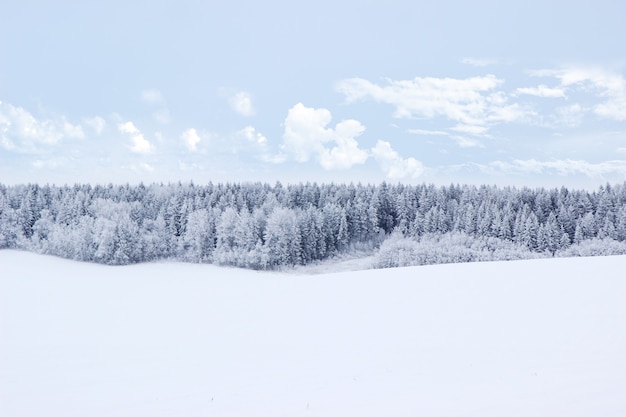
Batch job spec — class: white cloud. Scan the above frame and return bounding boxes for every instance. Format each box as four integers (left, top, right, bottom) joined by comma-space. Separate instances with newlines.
118, 121, 153, 154
531, 67, 626, 121
461, 57, 497, 67
154, 131, 165, 144
140, 89, 165, 106
451, 124, 490, 136
0, 136, 16, 150
84, 116, 106, 135
32, 158, 66, 169
283, 103, 333, 162
181, 128, 201, 152
139, 162, 154, 172
281, 103, 367, 170
618, 147, 626, 154
407, 129, 449, 136
449, 135, 484, 148
239, 126, 267, 146
178, 161, 205, 172
407, 126, 484, 147
337, 75, 531, 137
140, 89, 170, 124
485, 99, 532, 124
318, 120, 369, 170
127, 162, 155, 174
515, 85, 566, 98
371, 140, 423, 180
488, 159, 626, 178
338, 75, 500, 120
261, 153, 288, 164
62, 121, 85, 139
153, 109, 171, 125
531, 67, 624, 91
236, 126, 286, 163
553, 104, 585, 128
0, 101, 84, 152
595, 95, 626, 121
229, 91, 255, 117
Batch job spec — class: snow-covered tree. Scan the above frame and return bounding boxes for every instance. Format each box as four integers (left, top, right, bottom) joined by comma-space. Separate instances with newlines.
1, 180, 625, 269
264, 207, 301, 267
181, 208, 216, 262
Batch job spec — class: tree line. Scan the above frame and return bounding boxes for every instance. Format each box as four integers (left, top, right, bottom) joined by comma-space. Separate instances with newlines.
1, 181, 625, 268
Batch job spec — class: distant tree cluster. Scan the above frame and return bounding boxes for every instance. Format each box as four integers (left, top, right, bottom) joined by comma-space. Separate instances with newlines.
1, 181, 625, 268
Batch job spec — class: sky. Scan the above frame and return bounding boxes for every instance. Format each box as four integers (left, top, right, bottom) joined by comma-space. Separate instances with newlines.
1, 0, 626, 188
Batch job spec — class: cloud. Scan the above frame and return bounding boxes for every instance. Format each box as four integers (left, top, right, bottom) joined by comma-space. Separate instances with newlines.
461, 57, 497, 67
553, 104, 585, 128
337, 75, 532, 137
229, 91, 255, 117
238, 126, 286, 163
595, 95, 626, 121
531, 67, 626, 121
407, 126, 483, 147
152, 109, 171, 125
318, 119, 369, 170
84, 116, 106, 135
515, 85, 566, 98
338, 75, 501, 119
531, 67, 624, 91
487, 158, 626, 178
138, 162, 154, 172
281, 103, 368, 170
407, 129, 449, 136
239, 126, 267, 146
140, 89, 170, 124
371, 140, 423, 180
282, 103, 333, 162
118, 121, 153, 154
181, 128, 201, 152
449, 135, 484, 148
0, 100, 84, 152
451, 124, 490, 136
140, 89, 165, 106
125, 162, 156, 174
32, 158, 67, 169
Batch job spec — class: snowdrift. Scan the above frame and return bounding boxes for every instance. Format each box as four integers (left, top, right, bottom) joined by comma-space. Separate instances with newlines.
1, 250, 626, 417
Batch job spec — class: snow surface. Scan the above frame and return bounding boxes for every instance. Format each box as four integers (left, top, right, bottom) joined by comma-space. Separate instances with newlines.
1, 250, 626, 417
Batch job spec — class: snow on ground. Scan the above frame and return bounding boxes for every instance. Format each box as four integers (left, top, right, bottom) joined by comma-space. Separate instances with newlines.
289, 252, 377, 274
1, 250, 626, 417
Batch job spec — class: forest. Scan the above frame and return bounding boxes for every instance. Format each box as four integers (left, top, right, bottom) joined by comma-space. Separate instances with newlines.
1, 181, 626, 269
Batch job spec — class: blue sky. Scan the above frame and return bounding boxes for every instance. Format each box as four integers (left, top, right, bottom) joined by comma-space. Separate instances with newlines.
1, 0, 625, 187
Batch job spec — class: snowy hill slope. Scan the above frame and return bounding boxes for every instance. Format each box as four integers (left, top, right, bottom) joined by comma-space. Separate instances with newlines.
2, 250, 626, 417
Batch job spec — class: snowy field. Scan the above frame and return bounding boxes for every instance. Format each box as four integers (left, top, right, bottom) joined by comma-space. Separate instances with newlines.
2, 250, 626, 417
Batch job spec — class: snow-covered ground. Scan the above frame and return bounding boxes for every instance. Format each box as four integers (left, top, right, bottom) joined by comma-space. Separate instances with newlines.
1, 250, 626, 417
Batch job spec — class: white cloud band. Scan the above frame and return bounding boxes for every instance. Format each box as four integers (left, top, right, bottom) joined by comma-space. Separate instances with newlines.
118, 121, 153, 154
281, 103, 368, 170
